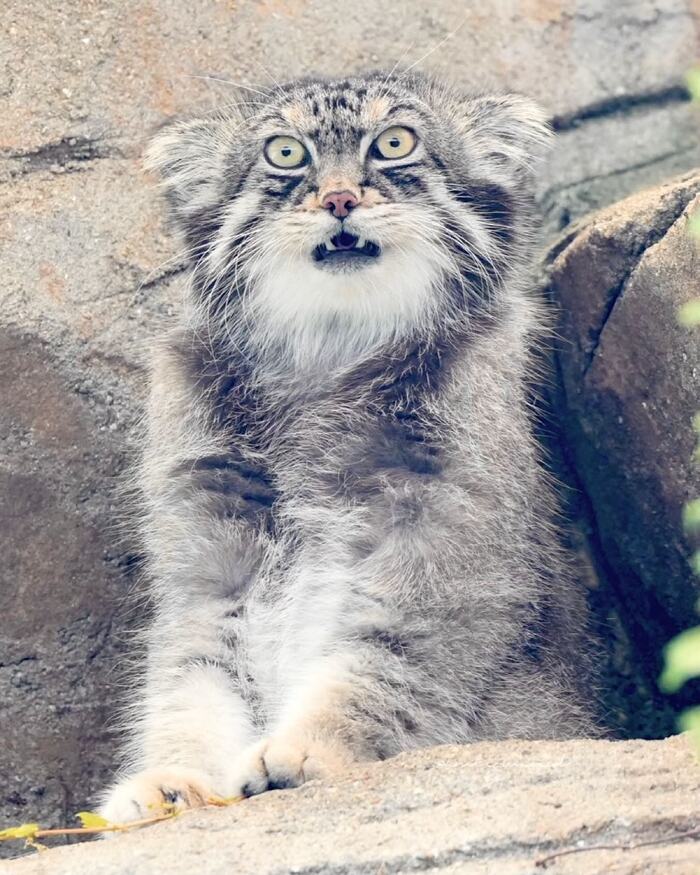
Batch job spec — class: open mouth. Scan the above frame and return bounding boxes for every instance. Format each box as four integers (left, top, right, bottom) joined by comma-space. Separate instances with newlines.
313, 231, 381, 267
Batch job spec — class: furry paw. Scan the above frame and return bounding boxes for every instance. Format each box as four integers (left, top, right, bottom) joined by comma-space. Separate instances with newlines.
228, 734, 353, 797
99, 766, 215, 825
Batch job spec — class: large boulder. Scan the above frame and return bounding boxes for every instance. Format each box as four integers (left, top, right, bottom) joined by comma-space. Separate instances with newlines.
544, 172, 700, 737
3, 0, 700, 855
5, 736, 700, 875
0, 157, 182, 846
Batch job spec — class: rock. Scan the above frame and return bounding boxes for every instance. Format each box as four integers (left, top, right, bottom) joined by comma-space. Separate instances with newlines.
4, 736, 699, 875
3, 0, 700, 855
0, 157, 182, 846
537, 98, 700, 237
544, 171, 700, 737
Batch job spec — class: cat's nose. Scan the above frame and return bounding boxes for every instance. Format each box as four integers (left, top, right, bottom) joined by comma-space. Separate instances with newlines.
322, 190, 359, 219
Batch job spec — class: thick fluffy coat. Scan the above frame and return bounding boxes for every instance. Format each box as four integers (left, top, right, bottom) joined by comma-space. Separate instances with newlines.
101, 72, 595, 821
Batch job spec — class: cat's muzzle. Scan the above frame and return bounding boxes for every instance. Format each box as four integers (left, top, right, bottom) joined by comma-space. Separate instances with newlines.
312, 231, 381, 272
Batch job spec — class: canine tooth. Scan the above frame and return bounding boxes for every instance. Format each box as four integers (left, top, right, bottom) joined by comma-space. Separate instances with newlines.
325, 239, 337, 251
356, 236, 366, 248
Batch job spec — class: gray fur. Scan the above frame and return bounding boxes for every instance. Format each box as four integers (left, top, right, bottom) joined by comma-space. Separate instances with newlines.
101, 72, 596, 819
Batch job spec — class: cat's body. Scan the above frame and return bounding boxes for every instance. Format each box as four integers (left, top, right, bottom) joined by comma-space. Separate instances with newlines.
101, 72, 595, 821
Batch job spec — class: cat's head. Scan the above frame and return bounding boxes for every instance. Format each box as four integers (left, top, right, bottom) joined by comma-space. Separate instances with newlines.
147, 73, 550, 355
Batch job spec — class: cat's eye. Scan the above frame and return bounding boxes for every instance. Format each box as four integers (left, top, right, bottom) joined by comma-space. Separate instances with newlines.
372, 126, 417, 160
264, 136, 309, 169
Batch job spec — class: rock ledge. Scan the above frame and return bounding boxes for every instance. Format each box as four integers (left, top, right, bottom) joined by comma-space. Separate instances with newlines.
5, 735, 699, 874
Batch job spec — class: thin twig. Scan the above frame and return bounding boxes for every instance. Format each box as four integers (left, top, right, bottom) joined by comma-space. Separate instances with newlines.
534, 825, 700, 868
0, 795, 244, 850
35, 813, 175, 838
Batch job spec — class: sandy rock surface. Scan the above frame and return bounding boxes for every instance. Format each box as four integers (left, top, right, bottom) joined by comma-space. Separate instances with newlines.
4, 735, 700, 875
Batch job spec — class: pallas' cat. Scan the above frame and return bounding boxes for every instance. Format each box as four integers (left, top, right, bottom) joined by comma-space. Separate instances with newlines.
101, 72, 595, 821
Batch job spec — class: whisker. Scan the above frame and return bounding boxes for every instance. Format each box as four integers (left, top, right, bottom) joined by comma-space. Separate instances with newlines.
187, 74, 274, 99
400, 14, 470, 76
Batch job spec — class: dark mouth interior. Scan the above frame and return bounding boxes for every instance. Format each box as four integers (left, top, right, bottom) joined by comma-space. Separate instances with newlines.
313, 232, 381, 262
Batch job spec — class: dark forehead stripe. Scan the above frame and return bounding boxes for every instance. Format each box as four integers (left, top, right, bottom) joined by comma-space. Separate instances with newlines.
325, 92, 350, 110
302, 90, 427, 152
316, 121, 367, 150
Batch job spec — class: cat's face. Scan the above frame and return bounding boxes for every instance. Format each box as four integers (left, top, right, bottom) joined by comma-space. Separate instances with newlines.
253, 90, 429, 278
148, 73, 550, 356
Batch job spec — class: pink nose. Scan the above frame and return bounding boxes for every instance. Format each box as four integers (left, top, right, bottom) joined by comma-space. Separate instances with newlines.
322, 190, 359, 218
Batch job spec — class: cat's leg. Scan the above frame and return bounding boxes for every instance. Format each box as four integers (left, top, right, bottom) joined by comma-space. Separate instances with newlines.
100, 336, 274, 821
227, 477, 589, 795
227, 621, 451, 796
99, 516, 267, 822
225, 526, 444, 795
226, 659, 360, 795
100, 590, 258, 821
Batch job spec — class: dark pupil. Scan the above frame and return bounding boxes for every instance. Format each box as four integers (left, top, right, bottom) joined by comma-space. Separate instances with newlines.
389, 137, 401, 148
281, 146, 292, 157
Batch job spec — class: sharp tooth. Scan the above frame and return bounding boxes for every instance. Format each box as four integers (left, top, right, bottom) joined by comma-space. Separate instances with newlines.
356, 236, 366, 248
325, 238, 337, 251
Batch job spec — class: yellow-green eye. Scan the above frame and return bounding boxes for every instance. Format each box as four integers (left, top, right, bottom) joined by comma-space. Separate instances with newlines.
264, 136, 309, 169
373, 126, 417, 160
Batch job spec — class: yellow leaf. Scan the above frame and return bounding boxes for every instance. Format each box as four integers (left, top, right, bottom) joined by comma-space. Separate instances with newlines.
678, 299, 700, 328
689, 210, 700, 239
0, 823, 40, 842
75, 811, 111, 829
687, 67, 700, 103
659, 626, 700, 692
683, 499, 700, 533
679, 704, 700, 737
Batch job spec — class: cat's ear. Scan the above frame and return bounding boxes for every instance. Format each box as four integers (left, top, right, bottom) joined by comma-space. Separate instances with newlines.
457, 94, 552, 175
144, 113, 234, 230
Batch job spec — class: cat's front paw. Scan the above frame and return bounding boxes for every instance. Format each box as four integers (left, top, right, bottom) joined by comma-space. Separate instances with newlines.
99, 766, 215, 825
229, 734, 353, 797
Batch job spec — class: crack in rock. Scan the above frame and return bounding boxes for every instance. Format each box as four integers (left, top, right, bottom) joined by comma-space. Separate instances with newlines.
551, 84, 690, 132
580, 188, 696, 378
2, 136, 122, 176
265, 816, 700, 875
0, 654, 38, 669
546, 179, 700, 378
541, 144, 699, 205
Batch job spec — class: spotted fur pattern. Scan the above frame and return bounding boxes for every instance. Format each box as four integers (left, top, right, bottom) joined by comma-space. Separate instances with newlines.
100, 72, 596, 821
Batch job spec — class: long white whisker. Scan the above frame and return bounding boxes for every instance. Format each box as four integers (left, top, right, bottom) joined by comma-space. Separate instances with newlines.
187, 74, 274, 99
400, 15, 470, 76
